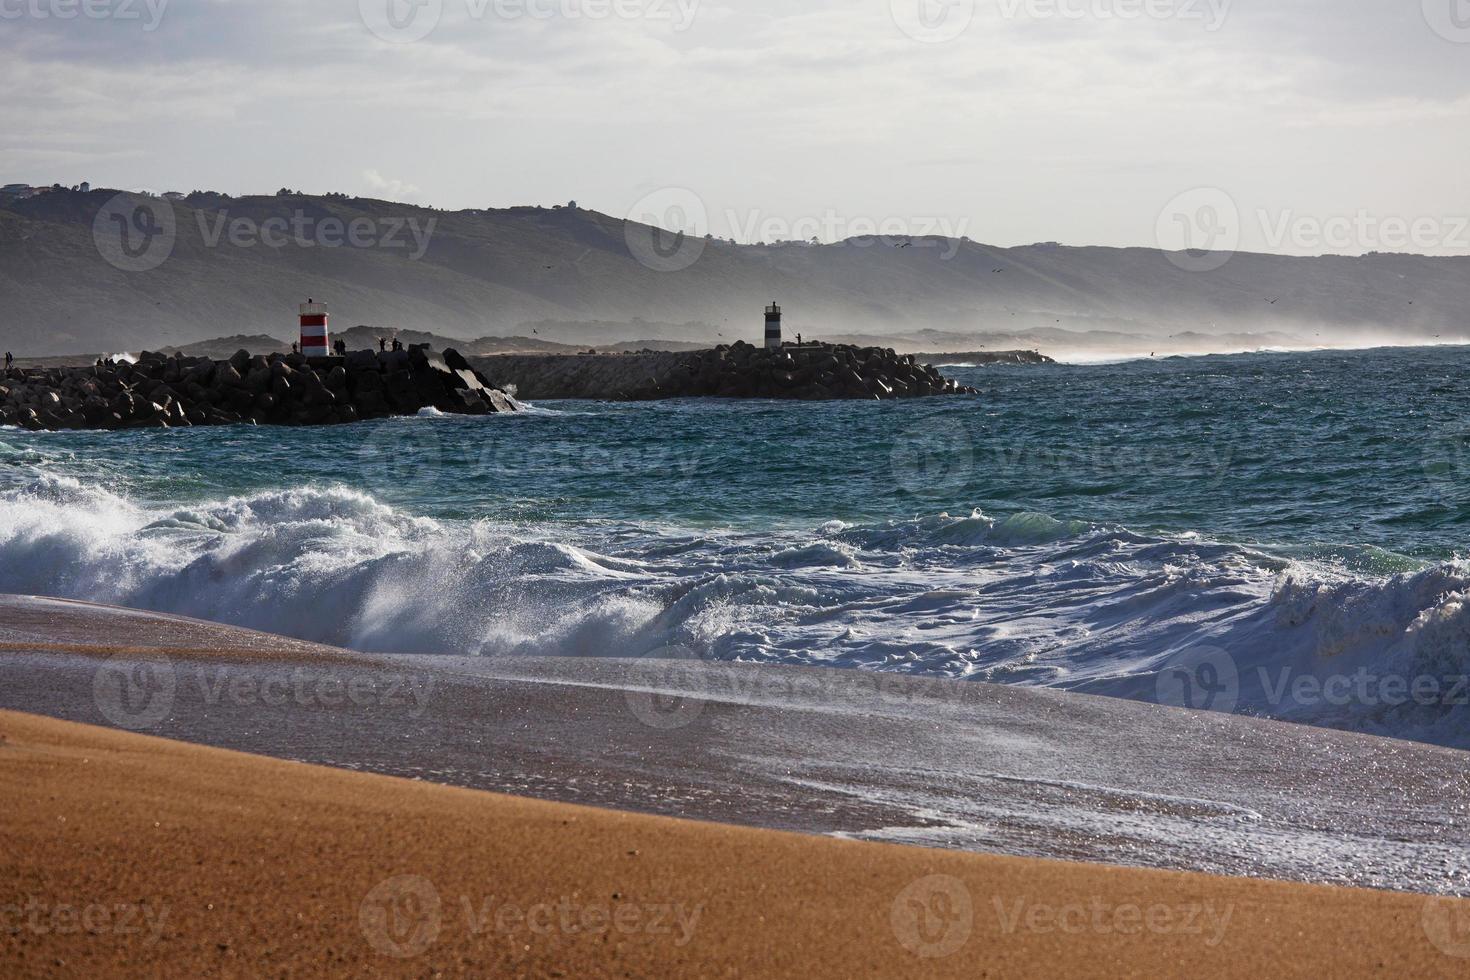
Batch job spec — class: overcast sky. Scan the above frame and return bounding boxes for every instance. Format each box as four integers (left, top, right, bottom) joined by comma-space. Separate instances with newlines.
2, 0, 1468, 254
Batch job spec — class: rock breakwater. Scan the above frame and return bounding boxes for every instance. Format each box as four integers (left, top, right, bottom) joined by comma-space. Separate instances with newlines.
0, 347, 518, 431
474, 341, 979, 401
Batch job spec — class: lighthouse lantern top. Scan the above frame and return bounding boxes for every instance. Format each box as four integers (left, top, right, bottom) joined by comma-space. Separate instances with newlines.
300, 300, 328, 317
766, 302, 781, 316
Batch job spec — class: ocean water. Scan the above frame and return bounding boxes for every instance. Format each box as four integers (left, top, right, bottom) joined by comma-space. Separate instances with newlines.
6, 345, 1470, 747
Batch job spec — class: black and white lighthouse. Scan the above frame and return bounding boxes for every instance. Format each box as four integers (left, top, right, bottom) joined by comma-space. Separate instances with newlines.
764, 302, 782, 350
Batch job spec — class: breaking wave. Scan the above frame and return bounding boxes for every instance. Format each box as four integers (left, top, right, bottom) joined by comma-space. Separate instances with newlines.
3, 472, 1469, 746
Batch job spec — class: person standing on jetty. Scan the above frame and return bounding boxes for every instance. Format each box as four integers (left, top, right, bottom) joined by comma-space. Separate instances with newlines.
3, 352, 11, 370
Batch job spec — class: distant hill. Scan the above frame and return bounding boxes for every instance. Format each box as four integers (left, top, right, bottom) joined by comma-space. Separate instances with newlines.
4, 188, 1469, 356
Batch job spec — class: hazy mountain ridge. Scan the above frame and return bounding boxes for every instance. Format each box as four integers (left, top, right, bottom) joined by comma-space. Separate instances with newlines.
3, 189, 1468, 356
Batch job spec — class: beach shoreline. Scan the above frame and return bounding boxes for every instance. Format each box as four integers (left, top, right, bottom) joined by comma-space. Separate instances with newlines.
3, 595, 1470, 897
5, 707, 1469, 978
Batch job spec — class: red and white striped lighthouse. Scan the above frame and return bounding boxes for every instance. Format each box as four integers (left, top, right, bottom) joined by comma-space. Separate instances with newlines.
299, 299, 329, 357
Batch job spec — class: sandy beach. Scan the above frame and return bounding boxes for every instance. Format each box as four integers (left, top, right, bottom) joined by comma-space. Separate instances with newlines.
2, 595, 1469, 976
5, 708, 1469, 979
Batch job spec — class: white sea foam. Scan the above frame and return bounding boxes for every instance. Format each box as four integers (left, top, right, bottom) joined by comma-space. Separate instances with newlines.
3, 475, 1468, 745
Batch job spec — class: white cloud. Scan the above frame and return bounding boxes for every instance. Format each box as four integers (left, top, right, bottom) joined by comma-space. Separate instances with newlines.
362, 169, 422, 199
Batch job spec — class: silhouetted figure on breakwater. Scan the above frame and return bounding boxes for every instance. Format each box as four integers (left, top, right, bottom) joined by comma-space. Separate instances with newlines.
379, 338, 387, 352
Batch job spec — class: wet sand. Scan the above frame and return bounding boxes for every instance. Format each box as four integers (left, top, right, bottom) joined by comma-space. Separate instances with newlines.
5, 709, 1469, 978
3, 592, 1469, 894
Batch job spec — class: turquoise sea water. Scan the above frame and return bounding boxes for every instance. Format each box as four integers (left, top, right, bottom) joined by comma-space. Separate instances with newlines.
5, 345, 1470, 745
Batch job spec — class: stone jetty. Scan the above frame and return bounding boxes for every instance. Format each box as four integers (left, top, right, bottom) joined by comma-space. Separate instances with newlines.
473, 341, 979, 402
0, 346, 518, 431
1, 340, 983, 431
